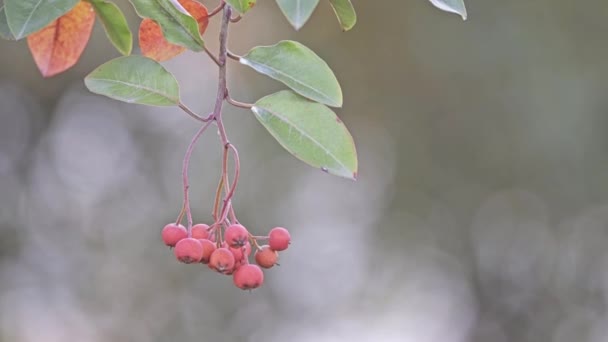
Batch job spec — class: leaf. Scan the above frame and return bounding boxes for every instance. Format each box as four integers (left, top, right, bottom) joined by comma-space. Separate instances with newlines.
428, 0, 467, 20
225, 0, 255, 14
84, 55, 180, 106
240, 40, 343, 107
328, 0, 356, 31
252, 90, 357, 180
5, 0, 79, 40
139, 0, 208, 62
26, 1, 95, 77
276, 0, 319, 30
128, 0, 204, 51
88, 0, 133, 55
0, 1, 15, 40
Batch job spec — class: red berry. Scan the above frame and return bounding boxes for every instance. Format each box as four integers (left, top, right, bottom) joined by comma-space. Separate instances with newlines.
192, 224, 210, 239
255, 245, 278, 269
229, 242, 251, 264
208, 248, 235, 274
174, 238, 203, 264
233, 264, 264, 290
198, 239, 216, 264
161, 223, 187, 247
268, 227, 290, 251
224, 224, 249, 247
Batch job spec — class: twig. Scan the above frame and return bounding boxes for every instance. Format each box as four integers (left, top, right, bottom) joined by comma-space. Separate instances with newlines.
204, 46, 221, 66
178, 102, 214, 122
206, 1, 225, 18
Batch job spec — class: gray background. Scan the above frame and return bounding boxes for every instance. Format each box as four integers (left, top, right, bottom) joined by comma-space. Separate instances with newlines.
2, 1, 608, 341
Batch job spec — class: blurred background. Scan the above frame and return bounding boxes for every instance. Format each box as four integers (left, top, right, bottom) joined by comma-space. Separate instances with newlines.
2, 0, 608, 341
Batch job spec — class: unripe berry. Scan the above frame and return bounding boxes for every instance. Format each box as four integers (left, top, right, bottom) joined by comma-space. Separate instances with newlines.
224, 224, 249, 247
161, 223, 187, 247
174, 238, 203, 264
233, 264, 264, 290
209, 248, 235, 274
191, 224, 210, 239
198, 239, 216, 264
255, 245, 278, 269
268, 227, 290, 251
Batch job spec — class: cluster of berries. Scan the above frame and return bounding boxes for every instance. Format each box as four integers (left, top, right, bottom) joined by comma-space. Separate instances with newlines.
161, 223, 290, 290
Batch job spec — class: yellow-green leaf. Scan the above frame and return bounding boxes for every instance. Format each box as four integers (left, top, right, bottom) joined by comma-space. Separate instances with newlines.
85, 55, 180, 106
428, 0, 467, 20
89, 0, 133, 55
276, 0, 319, 31
328, 0, 356, 31
241, 40, 342, 107
128, 0, 204, 51
0, 1, 15, 40
5, 0, 78, 39
252, 90, 357, 179
225, 0, 255, 14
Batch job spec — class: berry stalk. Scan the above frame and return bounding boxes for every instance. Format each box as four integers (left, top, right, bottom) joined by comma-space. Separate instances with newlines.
181, 119, 215, 233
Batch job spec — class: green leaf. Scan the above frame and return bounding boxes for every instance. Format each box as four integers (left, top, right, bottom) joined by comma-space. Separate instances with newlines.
328, 0, 356, 31
84, 56, 180, 106
225, 0, 255, 14
252, 90, 357, 179
128, 0, 204, 51
276, 0, 319, 30
89, 0, 132, 55
241, 40, 343, 107
428, 0, 467, 20
0, 1, 15, 40
4, 0, 79, 40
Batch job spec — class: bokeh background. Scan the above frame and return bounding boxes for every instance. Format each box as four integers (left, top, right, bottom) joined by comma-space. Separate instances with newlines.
2, 0, 608, 341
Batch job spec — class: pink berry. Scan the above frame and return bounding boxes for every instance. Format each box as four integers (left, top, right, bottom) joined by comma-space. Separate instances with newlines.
174, 238, 203, 263
191, 224, 210, 239
161, 223, 187, 247
229, 241, 251, 264
268, 227, 290, 251
233, 264, 264, 290
255, 245, 278, 269
209, 248, 235, 274
198, 239, 216, 264
224, 224, 249, 247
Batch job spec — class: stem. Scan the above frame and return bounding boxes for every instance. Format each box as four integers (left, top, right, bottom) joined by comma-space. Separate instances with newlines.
177, 5, 238, 240
249, 233, 262, 250
212, 176, 224, 221
208, 5, 234, 227
227, 50, 241, 61
175, 204, 186, 225
178, 103, 213, 122
181, 120, 215, 234
218, 143, 240, 223
230, 15, 242, 23
214, 6, 231, 144
226, 95, 253, 109
204, 46, 221, 66
206, 1, 225, 18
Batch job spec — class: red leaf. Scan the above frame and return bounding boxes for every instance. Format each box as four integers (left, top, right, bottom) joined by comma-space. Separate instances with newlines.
26, 1, 95, 78
139, 0, 209, 62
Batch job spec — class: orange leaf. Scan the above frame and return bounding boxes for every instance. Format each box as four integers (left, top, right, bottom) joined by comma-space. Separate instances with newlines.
26, 1, 95, 78
139, 0, 209, 62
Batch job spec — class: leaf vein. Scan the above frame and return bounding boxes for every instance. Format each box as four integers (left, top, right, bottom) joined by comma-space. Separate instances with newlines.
243, 59, 335, 105
254, 106, 349, 173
